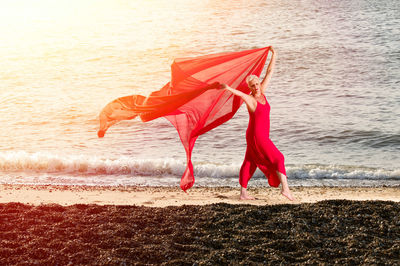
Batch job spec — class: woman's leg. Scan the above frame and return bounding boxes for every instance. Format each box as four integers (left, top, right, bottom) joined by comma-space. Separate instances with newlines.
276, 171, 294, 201
239, 155, 257, 200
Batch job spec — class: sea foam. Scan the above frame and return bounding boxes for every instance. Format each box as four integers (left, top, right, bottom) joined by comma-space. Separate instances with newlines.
0, 151, 399, 182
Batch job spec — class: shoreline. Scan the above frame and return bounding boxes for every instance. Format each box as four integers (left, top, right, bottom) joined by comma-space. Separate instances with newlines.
1, 184, 399, 207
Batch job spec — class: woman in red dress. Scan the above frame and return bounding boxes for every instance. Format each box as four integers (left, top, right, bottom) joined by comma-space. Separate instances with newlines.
221, 47, 294, 201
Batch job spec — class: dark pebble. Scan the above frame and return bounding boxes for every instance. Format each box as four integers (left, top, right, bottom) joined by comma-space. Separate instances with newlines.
0, 200, 399, 264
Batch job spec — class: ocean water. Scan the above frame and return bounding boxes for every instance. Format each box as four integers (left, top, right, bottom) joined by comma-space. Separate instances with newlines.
0, 0, 399, 187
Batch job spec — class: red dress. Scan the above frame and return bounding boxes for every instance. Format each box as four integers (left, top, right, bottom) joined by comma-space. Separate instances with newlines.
239, 94, 286, 188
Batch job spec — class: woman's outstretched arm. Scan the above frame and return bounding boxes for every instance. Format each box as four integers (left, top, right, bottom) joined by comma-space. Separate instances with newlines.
260, 46, 276, 93
221, 84, 257, 112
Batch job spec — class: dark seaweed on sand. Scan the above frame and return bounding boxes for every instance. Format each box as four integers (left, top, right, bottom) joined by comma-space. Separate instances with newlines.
0, 200, 399, 265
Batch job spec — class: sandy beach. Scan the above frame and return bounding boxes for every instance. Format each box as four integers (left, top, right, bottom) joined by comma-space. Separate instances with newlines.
0, 184, 399, 206
0, 185, 399, 264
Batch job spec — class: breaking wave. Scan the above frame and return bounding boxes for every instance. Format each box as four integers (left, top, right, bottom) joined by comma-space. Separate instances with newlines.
0, 151, 399, 181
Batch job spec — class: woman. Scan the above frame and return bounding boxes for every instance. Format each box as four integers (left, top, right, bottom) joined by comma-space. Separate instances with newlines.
221, 47, 294, 201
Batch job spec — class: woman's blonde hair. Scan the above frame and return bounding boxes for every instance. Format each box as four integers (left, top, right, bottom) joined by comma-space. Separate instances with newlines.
245, 75, 259, 86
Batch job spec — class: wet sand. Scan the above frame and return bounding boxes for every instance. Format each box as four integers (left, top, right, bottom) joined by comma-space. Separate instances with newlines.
0, 185, 399, 264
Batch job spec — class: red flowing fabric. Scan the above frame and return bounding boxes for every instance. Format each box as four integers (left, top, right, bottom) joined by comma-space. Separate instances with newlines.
98, 46, 271, 191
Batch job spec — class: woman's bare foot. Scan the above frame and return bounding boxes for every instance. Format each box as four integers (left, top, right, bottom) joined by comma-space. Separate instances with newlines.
240, 187, 256, 200
281, 189, 295, 201
276, 171, 295, 201
240, 194, 256, 200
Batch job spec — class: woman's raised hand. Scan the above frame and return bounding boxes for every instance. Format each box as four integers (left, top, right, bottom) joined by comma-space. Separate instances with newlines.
269, 46, 275, 53
220, 83, 229, 90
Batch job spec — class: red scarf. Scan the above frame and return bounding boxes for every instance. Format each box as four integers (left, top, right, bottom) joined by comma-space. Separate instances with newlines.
98, 46, 271, 191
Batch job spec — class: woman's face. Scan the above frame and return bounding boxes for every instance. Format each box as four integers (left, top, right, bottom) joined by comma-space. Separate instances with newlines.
248, 78, 261, 94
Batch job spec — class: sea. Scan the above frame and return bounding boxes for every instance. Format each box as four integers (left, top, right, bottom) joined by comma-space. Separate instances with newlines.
0, 0, 399, 188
